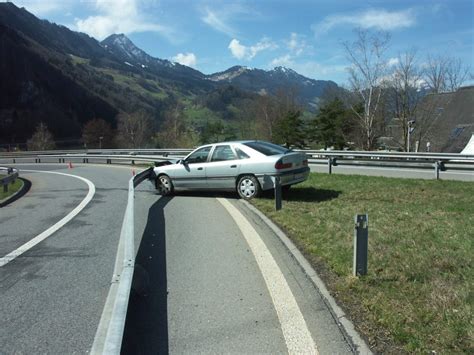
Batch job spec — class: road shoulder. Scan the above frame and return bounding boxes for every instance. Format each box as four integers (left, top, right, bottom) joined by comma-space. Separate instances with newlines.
238, 199, 372, 354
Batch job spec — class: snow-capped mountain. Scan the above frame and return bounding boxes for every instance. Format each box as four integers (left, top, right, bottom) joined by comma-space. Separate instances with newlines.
207, 65, 338, 108
102, 34, 169, 67
100, 34, 207, 85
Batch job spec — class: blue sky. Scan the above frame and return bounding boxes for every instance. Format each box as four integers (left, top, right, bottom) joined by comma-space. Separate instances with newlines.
8, 0, 474, 84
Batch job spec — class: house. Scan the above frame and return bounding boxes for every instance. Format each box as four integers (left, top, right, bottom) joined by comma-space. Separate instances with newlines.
381, 86, 474, 152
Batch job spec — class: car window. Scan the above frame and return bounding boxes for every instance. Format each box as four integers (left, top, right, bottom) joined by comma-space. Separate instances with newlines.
211, 145, 236, 162
243, 141, 290, 156
186, 146, 212, 164
234, 147, 250, 159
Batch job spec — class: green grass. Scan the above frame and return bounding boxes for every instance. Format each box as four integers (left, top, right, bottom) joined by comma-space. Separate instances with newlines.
252, 173, 473, 353
95, 68, 169, 100
69, 54, 90, 65
0, 178, 23, 200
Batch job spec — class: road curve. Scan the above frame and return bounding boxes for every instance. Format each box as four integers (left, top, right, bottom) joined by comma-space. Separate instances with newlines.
0, 164, 135, 354
1, 163, 354, 354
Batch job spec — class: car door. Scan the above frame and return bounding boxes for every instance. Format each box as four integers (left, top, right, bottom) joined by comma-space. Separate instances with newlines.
205, 144, 241, 189
172, 146, 211, 189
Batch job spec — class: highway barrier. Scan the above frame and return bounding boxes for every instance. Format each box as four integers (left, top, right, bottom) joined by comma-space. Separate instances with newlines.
91, 167, 154, 355
0, 166, 19, 194
0, 149, 473, 180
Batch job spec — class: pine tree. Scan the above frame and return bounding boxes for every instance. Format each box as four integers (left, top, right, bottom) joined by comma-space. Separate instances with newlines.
273, 109, 306, 148
311, 98, 349, 150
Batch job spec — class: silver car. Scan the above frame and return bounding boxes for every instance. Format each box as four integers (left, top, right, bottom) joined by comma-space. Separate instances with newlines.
153, 140, 310, 199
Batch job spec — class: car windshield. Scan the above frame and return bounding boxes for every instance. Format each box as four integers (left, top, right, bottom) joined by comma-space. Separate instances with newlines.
243, 141, 290, 156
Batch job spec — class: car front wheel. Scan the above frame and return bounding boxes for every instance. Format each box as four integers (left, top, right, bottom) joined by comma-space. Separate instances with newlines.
237, 175, 260, 200
156, 175, 173, 196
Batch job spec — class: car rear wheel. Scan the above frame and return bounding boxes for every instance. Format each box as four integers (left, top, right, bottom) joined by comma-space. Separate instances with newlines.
237, 175, 260, 200
156, 175, 173, 196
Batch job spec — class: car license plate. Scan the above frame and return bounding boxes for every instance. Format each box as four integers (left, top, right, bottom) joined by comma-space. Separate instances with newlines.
294, 173, 304, 180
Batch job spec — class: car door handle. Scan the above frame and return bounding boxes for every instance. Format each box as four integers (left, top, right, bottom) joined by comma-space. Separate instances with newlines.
230, 165, 237, 168
197, 167, 203, 170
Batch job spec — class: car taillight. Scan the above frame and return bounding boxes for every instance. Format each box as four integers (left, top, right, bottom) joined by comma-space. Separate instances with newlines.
303, 159, 308, 166
275, 160, 292, 169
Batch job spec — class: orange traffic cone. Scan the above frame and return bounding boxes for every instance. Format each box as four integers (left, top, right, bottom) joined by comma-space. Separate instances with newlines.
68, 161, 73, 169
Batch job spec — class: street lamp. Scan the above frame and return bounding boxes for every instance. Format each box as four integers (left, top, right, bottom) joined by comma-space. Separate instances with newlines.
99, 136, 103, 149
407, 120, 415, 152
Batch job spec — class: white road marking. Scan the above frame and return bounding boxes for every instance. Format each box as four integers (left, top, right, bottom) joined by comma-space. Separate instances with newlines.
218, 198, 318, 355
0, 170, 96, 267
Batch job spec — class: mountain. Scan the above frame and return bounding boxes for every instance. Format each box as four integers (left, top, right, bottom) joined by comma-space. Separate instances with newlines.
207, 66, 339, 109
101, 33, 210, 90
0, 2, 340, 147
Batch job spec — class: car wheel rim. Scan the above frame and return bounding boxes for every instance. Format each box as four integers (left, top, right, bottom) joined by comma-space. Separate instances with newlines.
160, 178, 171, 192
240, 179, 255, 197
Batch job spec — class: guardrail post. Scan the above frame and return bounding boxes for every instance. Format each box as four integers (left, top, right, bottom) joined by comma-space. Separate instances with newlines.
434, 161, 445, 180
274, 176, 282, 211
328, 157, 333, 174
354, 214, 368, 276
132, 160, 135, 165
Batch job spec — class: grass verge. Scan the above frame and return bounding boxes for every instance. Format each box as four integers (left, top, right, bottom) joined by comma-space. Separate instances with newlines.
0, 178, 23, 201
252, 173, 473, 353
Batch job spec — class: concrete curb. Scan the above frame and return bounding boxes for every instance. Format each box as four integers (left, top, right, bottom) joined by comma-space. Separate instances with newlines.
240, 200, 372, 355
0, 177, 29, 207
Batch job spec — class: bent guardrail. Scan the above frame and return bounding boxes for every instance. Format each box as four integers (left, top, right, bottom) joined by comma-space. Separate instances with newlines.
91, 167, 154, 355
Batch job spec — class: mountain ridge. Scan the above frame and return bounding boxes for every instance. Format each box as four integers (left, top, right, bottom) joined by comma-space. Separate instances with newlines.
0, 2, 340, 147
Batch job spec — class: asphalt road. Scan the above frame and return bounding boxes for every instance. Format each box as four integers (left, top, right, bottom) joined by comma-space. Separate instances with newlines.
0, 164, 135, 354
0, 163, 354, 354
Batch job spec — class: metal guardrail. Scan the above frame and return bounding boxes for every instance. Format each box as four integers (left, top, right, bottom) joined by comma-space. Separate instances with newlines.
0, 167, 19, 194
0, 149, 473, 180
293, 150, 474, 179
91, 167, 154, 354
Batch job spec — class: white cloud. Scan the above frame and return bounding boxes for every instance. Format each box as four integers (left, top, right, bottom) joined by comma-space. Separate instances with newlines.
73, 0, 173, 40
228, 37, 277, 60
270, 55, 294, 67
312, 8, 416, 36
228, 39, 247, 59
387, 57, 400, 67
201, 8, 236, 37
286, 32, 307, 56
172, 53, 197, 68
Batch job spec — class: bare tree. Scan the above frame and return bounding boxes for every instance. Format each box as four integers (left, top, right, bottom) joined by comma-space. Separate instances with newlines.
424, 54, 449, 93
254, 93, 277, 141
155, 101, 199, 148
387, 50, 423, 151
445, 57, 471, 92
27, 122, 55, 151
343, 28, 391, 150
424, 55, 471, 93
116, 111, 153, 148
82, 119, 114, 149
